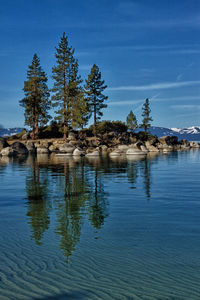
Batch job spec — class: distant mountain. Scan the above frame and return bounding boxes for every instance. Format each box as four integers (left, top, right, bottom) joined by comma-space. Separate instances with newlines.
0, 126, 200, 141
0, 128, 23, 137
149, 126, 200, 141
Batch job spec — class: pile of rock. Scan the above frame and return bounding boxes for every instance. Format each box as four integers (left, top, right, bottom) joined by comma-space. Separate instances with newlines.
0, 133, 199, 157
0, 139, 28, 156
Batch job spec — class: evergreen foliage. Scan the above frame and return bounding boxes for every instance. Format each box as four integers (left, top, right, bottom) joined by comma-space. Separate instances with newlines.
140, 98, 153, 132
126, 110, 138, 132
84, 64, 108, 136
20, 54, 51, 139
89, 120, 127, 135
51, 33, 89, 138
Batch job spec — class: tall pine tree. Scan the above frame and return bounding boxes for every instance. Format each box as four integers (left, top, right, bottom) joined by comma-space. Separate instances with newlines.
52, 33, 88, 137
68, 59, 89, 129
84, 64, 108, 136
20, 54, 50, 139
140, 98, 153, 133
126, 110, 138, 132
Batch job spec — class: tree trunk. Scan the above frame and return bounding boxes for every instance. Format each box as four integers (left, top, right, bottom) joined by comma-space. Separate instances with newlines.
94, 98, 97, 137
63, 123, 67, 140
35, 119, 39, 138
32, 120, 36, 140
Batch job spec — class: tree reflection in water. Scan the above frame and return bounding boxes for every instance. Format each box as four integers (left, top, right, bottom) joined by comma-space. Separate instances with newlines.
86, 157, 109, 230
54, 161, 89, 262
26, 156, 50, 245
24, 153, 157, 261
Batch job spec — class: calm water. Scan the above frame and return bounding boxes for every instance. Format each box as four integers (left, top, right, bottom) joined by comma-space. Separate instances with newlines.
0, 151, 200, 300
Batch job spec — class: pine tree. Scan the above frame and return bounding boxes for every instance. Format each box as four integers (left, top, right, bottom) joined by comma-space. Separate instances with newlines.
52, 33, 88, 137
140, 98, 153, 132
84, 64, 108, 136
20, 54, 50, 139
68, 59, 90, 129
126, 110, 138, 132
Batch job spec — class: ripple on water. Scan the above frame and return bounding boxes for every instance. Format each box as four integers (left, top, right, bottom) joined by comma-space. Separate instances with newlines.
0, 152, 200, 299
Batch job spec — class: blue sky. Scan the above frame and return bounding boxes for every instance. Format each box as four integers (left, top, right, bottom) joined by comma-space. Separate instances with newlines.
0, 0, 200, 128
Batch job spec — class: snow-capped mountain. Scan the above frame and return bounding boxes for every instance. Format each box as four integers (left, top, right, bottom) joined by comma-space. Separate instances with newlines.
149, 126, 200, 141
170, 126, 200, 135
0, 128, 23, 137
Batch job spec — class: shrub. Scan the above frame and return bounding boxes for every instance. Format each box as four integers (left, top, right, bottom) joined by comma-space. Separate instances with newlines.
89, 120, 127, 135
78, 128, 93, 138
137, 131, 156, 141
38, 121, 63, 138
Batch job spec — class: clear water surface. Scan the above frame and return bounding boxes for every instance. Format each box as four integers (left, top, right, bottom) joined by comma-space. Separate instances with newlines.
0, 150, 200, 300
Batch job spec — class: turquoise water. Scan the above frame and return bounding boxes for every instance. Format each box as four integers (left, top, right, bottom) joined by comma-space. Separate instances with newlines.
0, 151, 200, 300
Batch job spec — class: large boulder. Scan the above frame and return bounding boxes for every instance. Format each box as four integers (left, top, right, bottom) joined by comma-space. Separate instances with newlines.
0, 137, 9, 151
99, 145, 108, 153
162, 145, 173, 153
69, 140, 82, 147
10, 142, 28, 155
37, 146, 49, 154
87, 137, 102, 147
0, 147, 16, 156
109, 149, 123, 157
49, 144, 58, 152
26, 141, 36, 153
129, 136, 137, 144
86, 150, 100, 157
140, 145, 148, 153
190, 141, 200, 148
158, 136, 178, 146
73, 148, 85, 156
126, 148, 147, 155
59, 143, 75, 154
117, 145, 129, 152
68, 131, 77, 141
145, 141, 159, 152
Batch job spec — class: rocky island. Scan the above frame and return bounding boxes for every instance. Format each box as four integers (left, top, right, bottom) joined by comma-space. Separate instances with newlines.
0, 129, 199, 159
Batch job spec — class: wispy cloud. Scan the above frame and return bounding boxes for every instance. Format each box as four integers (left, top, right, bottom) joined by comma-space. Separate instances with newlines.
88, 44, 200, 56
108, 80, 200, 91
74, 45, 200, 58
130, 17, 200, 29
108, 96, 200, 106
171, 105, 200, 110
108, 99, 144, 106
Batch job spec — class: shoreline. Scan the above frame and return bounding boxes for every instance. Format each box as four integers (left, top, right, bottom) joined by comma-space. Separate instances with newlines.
0, 133, 200, 158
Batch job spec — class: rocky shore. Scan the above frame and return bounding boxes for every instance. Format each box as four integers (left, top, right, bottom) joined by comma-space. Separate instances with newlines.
0, 131, 199, 157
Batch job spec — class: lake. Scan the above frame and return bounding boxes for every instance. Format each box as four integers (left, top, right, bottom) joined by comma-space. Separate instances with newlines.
0, 150, 200, 300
